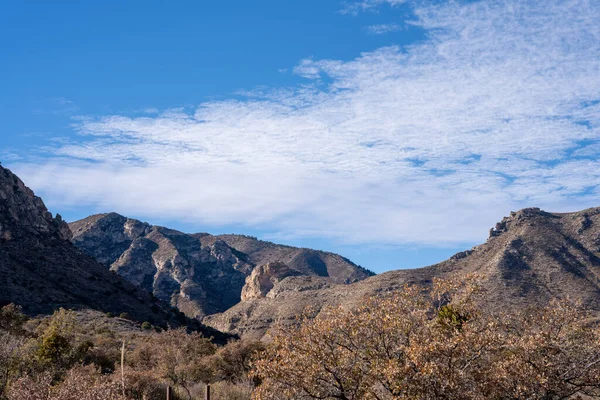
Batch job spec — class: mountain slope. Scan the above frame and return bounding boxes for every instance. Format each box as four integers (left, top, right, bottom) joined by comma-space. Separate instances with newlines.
0, 165, 226, 340
69, 215, 372, 318
204, 207, 600, 339
212, 234, 373, 284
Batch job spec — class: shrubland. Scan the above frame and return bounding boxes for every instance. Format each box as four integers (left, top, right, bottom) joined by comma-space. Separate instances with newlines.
252, 277, 600, 399
2, 276, 600, 399
0, 306, 263, 400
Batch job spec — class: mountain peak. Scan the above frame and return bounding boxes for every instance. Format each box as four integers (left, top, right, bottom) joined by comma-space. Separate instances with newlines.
69, 215, 372, 318
0, 166, 70, 241
0, 166, 232, 341
205, 206, 600, 339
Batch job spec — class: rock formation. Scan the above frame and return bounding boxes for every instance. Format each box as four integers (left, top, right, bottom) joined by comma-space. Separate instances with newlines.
204, 207, 600, 339
0, 165, 228, 341
240, 262, 303, 301
213, 234, 373, 284
18, 157, 600, 343
0, 166, 71, 241
70, 215, 372, 318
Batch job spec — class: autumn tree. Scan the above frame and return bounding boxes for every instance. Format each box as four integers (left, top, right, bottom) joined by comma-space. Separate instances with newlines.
252, 277, 600, 399
212, 340, 266, 384
130, 328, 216, 399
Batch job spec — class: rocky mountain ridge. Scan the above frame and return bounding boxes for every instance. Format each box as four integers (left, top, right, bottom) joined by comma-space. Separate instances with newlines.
69, 214, 373, 318
204, 207, 600, 339
0, 166, 71, 242
8, 163, 600, 343
0, 165, 228, 341
211, 234, 372, 284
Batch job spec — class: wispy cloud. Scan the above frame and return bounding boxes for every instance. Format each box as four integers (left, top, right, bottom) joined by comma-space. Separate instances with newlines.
365, 23, 403, 35
342, 0, 408, 15
13, 0, 600, 246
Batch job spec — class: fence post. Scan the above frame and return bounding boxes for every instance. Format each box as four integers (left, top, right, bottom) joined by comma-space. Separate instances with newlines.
205, 383, 211, 400
166, 386, 172, 400
121, 340, 126, 397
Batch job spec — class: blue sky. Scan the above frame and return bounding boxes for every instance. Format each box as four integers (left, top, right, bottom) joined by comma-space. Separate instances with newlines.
1, 0, 599, 273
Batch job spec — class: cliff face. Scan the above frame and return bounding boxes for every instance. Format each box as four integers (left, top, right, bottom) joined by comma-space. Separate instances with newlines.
240, 262, 303, 301
204, 207, 600, 340
0, 165, 228, 341
69, 215, 372, 318
214, 234, 373, 284
70, 213, 251, 317
0, 166, 70, 241
11, 155, 600, 343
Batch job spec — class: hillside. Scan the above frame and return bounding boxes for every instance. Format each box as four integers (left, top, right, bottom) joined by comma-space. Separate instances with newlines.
0, 165, 227, 340
69, 215, 372, 318
204, 207, 600, 339
212, 234, 373, 283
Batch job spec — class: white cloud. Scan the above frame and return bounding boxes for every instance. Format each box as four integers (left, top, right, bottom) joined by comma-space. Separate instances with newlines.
366, 24, 403, 35
13, 0, 600, 247
342, 0, 408, 15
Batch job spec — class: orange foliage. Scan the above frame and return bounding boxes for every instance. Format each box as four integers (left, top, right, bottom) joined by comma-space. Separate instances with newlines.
252, 277, 600, 399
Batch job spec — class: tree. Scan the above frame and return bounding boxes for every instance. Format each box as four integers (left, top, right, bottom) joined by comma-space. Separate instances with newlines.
212, 340, 266, 383
0, 304, 28, 335
0, 305, 31, 398
130, 328, 216, 399
252, 277, 600, 399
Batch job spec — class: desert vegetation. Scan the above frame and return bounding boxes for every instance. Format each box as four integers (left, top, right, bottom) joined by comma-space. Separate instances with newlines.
2, 277, 600, 399
253, 276, 600, 399
0, 305, 262, 400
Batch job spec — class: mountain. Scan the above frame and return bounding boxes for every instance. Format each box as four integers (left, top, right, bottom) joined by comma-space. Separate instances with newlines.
204, 207, 600, 339
69, 214, 373, 318
0, 165, 227, 340
211, 234, 374, 284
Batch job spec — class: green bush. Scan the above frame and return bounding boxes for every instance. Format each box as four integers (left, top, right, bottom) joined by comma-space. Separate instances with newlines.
141, 322, 152, 330
119, 312, 130, 320
436, 304, 470, 331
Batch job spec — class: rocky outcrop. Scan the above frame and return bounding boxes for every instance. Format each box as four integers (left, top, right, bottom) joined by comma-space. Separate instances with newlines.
0, 166, 70, 241
214, 234, 373, 284
0, 165, 230, 342
241, 262, 302, 301
71, 215, 252, 317
205, 207, 600, 340
70, 215, 372, 318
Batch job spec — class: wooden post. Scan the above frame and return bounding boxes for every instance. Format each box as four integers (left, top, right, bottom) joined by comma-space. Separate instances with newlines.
204, 383, 211, 400
120, 340, 126, 397
166, 386, 172, 400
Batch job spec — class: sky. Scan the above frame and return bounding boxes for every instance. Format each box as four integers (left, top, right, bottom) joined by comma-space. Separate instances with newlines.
1, 0, 599, 273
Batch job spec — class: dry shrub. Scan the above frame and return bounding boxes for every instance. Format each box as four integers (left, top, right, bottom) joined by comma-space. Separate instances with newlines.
129, 328, 216, 399
0, 332, 28, 396
120, 367, 167, 400
5, 372, 53, 400
0, 304, 28, 336
51, 365, 124, 400
0, 305, 34, 398
210, 380, 253, 400
6, 365, 124, 400
188, 380, 252, 400
252, 277, 600, 399
212, 340, 266, 383
1, 305, 258, 400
